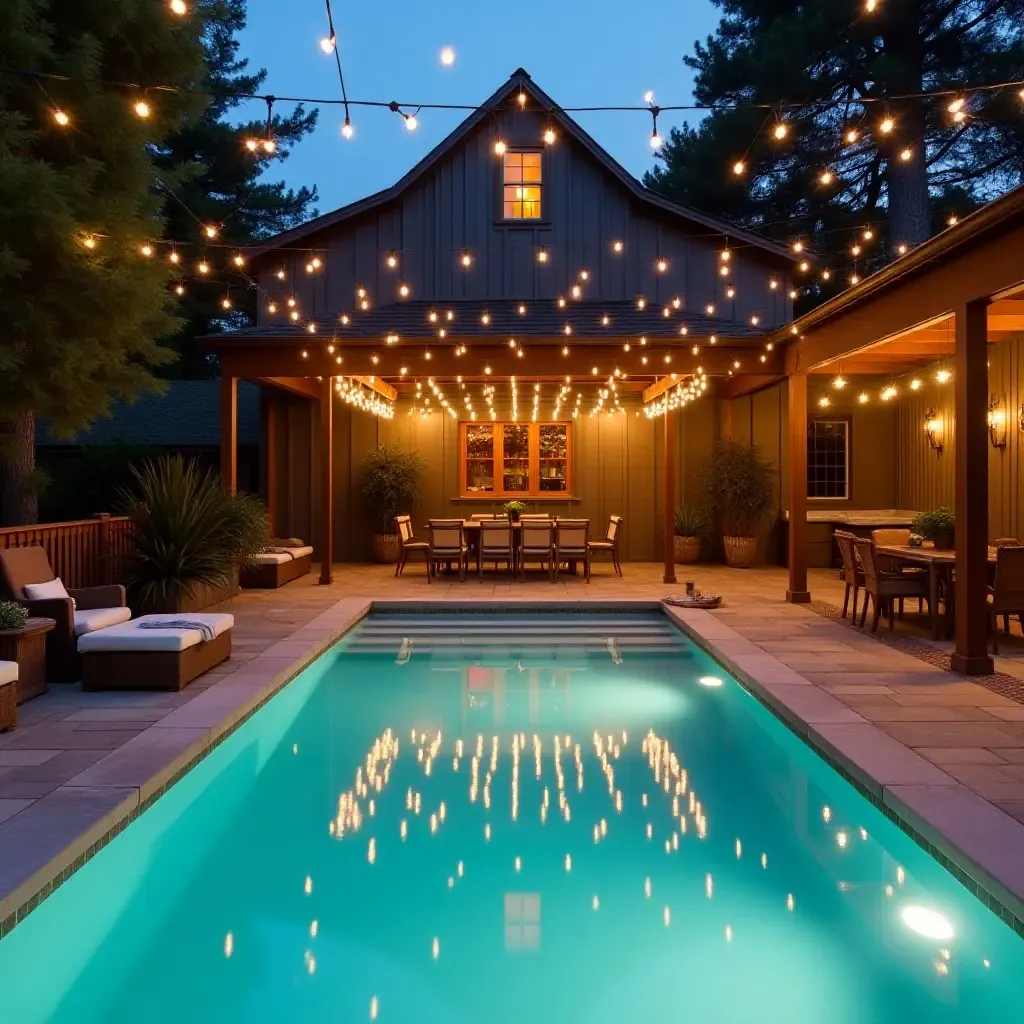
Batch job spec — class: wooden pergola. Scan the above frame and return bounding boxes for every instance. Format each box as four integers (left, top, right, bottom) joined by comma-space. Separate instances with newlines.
768, 184, 1024, 675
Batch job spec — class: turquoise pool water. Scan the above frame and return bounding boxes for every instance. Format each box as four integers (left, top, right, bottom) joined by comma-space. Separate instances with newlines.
1, 611, 1022, 1022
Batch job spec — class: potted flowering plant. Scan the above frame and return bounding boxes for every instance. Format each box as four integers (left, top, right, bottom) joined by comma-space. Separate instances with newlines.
503, 500, 528, 522
912, 507, 955, 550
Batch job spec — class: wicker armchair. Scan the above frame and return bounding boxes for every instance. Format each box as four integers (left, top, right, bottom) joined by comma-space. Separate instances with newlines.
588, 515, 623, 577
477, 519, 514, 578
555, 519, 591, 583
394, 516, 429, 578
518, 520, 555, 581
0, 546, 129, 682
853, 538, 929, 633
427, 520, 468, 582
988, 545, 1024, 653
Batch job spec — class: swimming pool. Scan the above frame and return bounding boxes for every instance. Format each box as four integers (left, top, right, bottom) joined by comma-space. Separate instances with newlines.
1, 610, 1021, 1022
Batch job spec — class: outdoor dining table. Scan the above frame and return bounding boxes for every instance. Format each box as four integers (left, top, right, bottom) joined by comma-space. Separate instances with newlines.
874, 544, 997, 640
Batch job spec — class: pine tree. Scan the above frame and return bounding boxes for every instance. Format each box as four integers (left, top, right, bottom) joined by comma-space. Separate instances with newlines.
646, 0, 1024, 292
0, 0, 207, 524
156, 0, 318, 379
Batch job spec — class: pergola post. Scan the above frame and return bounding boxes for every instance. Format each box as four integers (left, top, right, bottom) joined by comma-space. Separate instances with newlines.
663, 407, 677, 585
261, 390, 279, 535
220, 374, 237, 493
952, 299, 993, 675
318, 375, 334, 585
786, 371, 810, 603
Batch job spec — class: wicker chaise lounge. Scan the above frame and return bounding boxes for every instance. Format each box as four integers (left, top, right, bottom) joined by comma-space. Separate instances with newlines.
240, 541, 314, 589
77, 613, 233, 691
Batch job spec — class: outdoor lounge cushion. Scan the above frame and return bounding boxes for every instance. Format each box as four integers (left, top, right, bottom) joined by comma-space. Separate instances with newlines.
253, 551, 295, 565
73, 606, 132, 636
24, 578, 71, 602
0, 661, 17, 685
77, 613, 234, 653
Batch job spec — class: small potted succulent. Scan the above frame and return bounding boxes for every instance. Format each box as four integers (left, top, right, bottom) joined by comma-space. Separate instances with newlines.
912, 507, 955, 550
673, 505, 706, 564
0, 600, 29, 631
503, 500, 528, 522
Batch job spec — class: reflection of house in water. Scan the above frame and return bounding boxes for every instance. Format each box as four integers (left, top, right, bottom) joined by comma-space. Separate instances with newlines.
451, 663, 584, 730
504, 892, 541, 951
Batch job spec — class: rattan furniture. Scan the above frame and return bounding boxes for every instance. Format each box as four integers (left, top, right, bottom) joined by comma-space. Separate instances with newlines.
427, 520, 468, 582
518, 519, 555, 581
833, 530, 865, 622
988, 544, 1024, 653
478, 519, 514, 578
853, 538, 930, 633
0, 616, 56, 703
0, 662, 17, 731
240, 544, 313, 588
588, 515, 623, 576
394, 516, 429, 577
0, 546, 129, 683
555, 519, 591, 583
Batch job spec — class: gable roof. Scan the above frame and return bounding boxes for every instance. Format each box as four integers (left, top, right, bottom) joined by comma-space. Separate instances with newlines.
250, 69, 796, 264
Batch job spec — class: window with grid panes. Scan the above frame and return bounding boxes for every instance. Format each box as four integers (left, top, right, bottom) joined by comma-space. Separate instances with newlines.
807, 418, 850, 499
502, 151, 542, 219
460, 422, 571, 497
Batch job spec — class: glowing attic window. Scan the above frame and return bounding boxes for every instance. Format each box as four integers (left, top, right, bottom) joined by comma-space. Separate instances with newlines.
503, 151, 542, 220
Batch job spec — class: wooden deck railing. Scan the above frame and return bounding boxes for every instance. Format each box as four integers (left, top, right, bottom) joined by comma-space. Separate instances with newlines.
0, 514, 134, 588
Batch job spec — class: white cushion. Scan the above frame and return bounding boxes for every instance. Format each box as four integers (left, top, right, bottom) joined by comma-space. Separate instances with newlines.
24, 578, 70, 602
288, 545, 314, 559
73, 606, 132, 636
253, 552, 294, 564
77, 613, 233, 654
0, 661, 17, 685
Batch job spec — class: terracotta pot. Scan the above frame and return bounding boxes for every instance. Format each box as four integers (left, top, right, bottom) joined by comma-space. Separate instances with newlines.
932, 532, 954, 551
674, 536, 701, 565
371, 533, 401, 564
723, 535, 758, 568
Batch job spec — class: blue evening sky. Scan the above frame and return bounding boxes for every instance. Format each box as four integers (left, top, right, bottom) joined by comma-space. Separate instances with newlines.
239, 0, 720, 215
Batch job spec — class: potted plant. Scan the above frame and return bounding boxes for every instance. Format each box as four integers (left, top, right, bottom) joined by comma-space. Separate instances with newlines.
0, 600, 28, 631
503, 500, 528, 522
673, 505, 706, 564
118, 455, 270, 613
912, 507, 955, 550
698, 441, 775, 568
359, 445, 425, 563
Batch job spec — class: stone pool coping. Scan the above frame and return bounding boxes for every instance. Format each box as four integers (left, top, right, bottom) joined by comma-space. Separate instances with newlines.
2, 596, 1023, 941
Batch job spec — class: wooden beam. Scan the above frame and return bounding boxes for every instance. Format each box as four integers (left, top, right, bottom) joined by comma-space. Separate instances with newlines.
786, 373, 810, 603
951, 300, 993, 675
261, 392, 279, 535
351, 375, 398, 401
717, 374, 784, 400
643, 373, 695, 403
220, 374, 237, 493
221, 344, 783, 383
252, 375, 319, 400
663, 408, 677, 585
318, 375, 334, 585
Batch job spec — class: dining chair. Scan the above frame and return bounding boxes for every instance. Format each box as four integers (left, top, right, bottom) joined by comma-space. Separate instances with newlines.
427, 520, 468, 582
555, 519, 591, 583
478, 519, 514, 579
992, 537, 1019, 547
988, 544, 1024, 653
588, 515, 623, 577
520, 514, 551, 521
833, 530, 864, 622
853, 537, 929, 633
518, 520, 555, 582
469, 513, 499, 520
394, 515, 429, 578
870, 527, 925, 616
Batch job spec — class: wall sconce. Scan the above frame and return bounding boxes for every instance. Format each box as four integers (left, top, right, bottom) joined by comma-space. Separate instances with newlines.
924, 409, 944, 451
988, 393, 1007, 448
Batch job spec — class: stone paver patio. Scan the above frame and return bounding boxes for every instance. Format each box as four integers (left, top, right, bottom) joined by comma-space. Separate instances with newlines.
2, 561, 1024, 936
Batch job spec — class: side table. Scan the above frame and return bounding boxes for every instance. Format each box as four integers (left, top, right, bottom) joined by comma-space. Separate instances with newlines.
0, 617, 57, 704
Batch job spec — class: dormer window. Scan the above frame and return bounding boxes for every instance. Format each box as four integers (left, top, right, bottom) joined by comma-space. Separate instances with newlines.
502, 151, 542, 219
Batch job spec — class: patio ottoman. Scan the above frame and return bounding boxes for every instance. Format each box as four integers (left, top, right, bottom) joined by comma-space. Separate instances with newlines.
240, 546, 314, 589
78, 614, 233, 692
0, 661, 17, 731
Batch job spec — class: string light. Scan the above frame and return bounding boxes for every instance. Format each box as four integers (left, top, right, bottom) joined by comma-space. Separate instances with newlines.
341, 116, 354, 139
732, 160, 745, 175
879, 116, 894, 134
320, 35, 336, 54
133, 98, 151, 118
900, 147, 912, 161
52, 108, 70, 127
440, 46, 455, 66
544, 127, 556, 145
773, 122, 788, 140
169, 0, 187, 13
140, 244, 153, 257
494, 139, 507, 156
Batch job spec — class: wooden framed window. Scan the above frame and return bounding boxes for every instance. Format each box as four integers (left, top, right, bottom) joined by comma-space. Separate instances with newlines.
502, 151, 542, 220
807, 418, 850, 500
460, 421, 571, 497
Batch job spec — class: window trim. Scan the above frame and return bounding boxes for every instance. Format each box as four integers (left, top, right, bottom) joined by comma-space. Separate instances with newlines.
459, 420, 573, 498
496, 147, 546, 224
806, 415, 851, 502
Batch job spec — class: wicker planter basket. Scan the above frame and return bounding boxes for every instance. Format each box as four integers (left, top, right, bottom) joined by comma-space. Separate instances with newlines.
723, 536, 758, 568
371, 533, 401, 564
674, 536, 701, 565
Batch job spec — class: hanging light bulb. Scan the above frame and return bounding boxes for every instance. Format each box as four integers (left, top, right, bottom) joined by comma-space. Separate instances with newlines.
879, 116, 895, 134
440, 46, 455, 66
320, 35, 336, 54
140, 243, 153, 257
174, 283, 184, 296
52, 108, 70, 127
845, 128, 859, 144
133, 98, 151, 118
169, 250, 180, 264
773, 122, 788, 140
341, 116, 354, 140
405, 114, 418, 132
494, 139, 507, 156
543, 128, 556, 145
169, 0, 187, 13
650, 127, 663, 150
732, 160, 745, 175
900, 148, 912, 161
204, 224, 218, 239
198, 261, 210, 274
820, 170, 834, 185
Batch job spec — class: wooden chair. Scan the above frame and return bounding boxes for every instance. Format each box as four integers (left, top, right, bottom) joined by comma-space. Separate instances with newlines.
394, 516, 429, 577
833, 530, 864, 622
478, 519, 514, 579
853, 537, 929, 633
588, 515, 623, 577
427, 520, 468, 582
520, 513, 552, 521
555, 519, 591, 583
518, 519, 555, 582
988, 545, 1024, 653
870, 527, 924, 616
